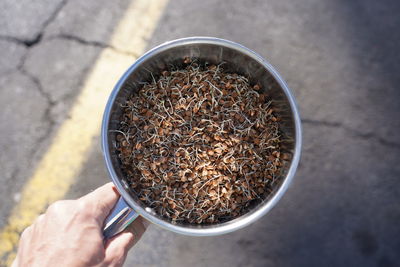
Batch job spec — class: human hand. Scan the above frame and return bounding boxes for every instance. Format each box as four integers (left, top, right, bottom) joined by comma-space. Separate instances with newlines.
12, 183, 148, 267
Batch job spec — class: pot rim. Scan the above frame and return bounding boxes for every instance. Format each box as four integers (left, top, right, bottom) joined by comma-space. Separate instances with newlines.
101, 37, 302, 236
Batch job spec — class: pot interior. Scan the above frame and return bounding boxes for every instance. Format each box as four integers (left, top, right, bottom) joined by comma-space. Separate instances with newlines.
105, 39, 298, 232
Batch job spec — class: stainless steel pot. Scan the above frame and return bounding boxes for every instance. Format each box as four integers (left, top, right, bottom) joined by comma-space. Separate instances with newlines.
101, 37, 302, 238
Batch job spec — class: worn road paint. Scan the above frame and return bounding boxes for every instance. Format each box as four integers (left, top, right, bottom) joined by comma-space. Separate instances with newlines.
0, 0, 168, 265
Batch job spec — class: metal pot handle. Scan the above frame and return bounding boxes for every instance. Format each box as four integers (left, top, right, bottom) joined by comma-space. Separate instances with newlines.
103, 196, 138, 239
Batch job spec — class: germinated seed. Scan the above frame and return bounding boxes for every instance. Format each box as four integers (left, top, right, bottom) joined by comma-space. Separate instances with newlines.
116, 58, 288, 224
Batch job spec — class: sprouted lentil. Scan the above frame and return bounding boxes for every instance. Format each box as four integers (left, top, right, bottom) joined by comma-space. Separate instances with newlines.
115, 58, 287, 224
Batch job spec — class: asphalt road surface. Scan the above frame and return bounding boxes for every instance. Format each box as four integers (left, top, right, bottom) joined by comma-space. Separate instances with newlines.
1, 0, 399, 266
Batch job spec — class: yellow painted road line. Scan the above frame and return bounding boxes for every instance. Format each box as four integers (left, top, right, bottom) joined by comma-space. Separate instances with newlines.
0, 0, 169, 265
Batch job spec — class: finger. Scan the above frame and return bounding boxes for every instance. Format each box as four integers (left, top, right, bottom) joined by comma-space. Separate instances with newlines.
125, 216, 148, 246
16, 225, 33, 264
11, 257, 19, 267
32, 214, 46, 234
20, 225, 32, 241
34, 214, 45, 224
81, 183, 120, 222
104, 232, 134, 267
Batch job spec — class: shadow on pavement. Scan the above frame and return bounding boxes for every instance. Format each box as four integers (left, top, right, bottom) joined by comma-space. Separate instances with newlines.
130, 0, 400, 266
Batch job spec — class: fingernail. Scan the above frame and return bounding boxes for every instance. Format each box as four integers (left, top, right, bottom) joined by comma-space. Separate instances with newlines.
124, 232, 135, 247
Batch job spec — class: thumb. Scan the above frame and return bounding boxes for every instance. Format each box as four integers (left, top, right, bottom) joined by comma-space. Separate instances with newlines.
104, 232, 134, 267
80, 182, 120, 223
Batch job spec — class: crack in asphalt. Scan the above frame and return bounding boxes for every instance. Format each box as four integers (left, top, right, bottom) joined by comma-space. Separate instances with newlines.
0, 0, 68, 48
0, 33, 140, 58
0, 33, 43, 48
0, 0, 138, 59
0, 3, 67, 234
18, 68, 56, 159
50, 34, 139, 57
301, 118, 400, 149
52, 34, 110, 48
0, 0, 68, 105
0, 0, 138, 164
